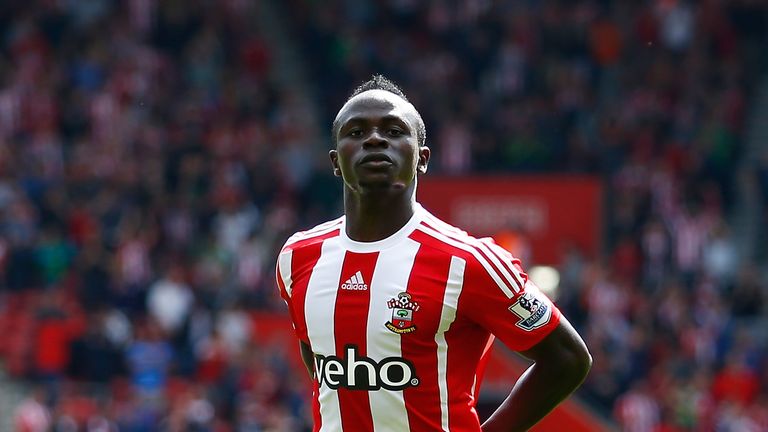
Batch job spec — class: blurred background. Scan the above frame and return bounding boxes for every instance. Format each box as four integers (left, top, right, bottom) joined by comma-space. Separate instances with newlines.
0, 0, 767, 430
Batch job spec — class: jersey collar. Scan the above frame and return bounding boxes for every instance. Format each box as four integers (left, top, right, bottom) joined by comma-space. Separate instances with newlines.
339, 203, 424, 253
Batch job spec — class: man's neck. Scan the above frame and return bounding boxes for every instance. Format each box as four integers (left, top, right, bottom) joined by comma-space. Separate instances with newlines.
343, 187, 416, 242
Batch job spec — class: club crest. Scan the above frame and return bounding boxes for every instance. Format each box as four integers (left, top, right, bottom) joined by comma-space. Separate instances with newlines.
385, 292, 420, 334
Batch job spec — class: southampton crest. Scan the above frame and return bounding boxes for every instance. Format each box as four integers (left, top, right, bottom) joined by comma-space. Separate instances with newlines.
386, 292, 420, 334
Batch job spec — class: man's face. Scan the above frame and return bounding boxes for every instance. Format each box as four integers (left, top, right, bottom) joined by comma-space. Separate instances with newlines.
330, 90, 429, 192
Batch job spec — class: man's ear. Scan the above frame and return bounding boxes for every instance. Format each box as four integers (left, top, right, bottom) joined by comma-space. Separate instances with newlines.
329, 149, 341, 177
417, 146, 430, 174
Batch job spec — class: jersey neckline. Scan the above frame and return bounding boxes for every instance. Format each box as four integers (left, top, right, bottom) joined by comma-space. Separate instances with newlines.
339, 203, 424, 253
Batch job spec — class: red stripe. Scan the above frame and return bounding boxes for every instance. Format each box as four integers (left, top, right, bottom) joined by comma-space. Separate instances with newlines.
287, 238, 327, 428
312, 379, 321, 432
294, 219, 343, 239
286, 239, 328, 343
420, 220, 523, 293
275, 262, 301, 339
401, 243, 451, 431
275, 260, 289, 300
444, 302, 493, 431
410, 229, 496, 430
472, 336, 496, 403
334, 251, 378, 431
283, 227, 341, 253
296, 217, 343, 235
409, 229, 474, 262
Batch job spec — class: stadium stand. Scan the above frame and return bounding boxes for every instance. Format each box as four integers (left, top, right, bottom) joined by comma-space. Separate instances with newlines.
1, 0, 766, 430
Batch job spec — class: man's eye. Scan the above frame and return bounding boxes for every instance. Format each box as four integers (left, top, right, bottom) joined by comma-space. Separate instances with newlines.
348, 129, 363, 137
388, 128, 404, 136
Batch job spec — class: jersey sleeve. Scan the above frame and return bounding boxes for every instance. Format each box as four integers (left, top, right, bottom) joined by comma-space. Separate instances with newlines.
276, 249, 310, 344
460, 239, 561, 352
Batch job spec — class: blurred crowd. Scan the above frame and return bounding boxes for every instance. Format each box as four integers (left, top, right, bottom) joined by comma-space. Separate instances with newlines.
2, 0, 314, 430
1, 0, 767, 431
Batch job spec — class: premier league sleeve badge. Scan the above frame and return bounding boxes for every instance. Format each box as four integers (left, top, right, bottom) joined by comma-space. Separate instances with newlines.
508, 291, 552, 331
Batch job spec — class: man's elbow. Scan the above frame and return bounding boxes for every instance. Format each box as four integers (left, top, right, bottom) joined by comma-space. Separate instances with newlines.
565, 345, 592, 386
576, 348, 593, 380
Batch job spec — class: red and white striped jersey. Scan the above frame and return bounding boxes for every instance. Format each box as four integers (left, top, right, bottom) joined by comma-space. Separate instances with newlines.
276, 204, 561, 432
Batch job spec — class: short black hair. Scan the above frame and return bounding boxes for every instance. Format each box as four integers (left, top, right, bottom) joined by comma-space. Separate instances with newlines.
332, 74, 427, 147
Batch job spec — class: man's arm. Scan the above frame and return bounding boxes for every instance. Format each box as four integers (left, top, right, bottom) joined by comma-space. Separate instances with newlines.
299, 340, 315, 379
481, 316, 592, 432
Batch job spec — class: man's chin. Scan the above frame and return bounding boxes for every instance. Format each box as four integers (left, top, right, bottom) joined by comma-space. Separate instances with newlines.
355, 177, 410, 193
358, 179, 395, 190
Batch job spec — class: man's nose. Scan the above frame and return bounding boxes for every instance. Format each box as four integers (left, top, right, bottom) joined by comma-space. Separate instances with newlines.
363, 129, 388, 148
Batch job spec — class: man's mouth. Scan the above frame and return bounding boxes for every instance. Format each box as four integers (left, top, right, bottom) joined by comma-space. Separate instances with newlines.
358, 153, 394, 166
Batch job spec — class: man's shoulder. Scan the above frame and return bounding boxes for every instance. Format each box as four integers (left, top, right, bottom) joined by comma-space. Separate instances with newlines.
417, 207, 502, 260
418, 206, 524, 294
280, 216, 344, 254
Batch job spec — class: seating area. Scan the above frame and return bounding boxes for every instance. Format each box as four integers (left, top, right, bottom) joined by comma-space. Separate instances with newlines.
2, 1, 767, 430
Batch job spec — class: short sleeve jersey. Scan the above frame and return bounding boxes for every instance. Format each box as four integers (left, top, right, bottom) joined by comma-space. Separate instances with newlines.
276, 204, 561, 432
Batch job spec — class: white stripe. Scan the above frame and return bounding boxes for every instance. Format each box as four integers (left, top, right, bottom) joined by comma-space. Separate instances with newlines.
417, 224, 516, 298
421, 210, 525, 287
421, 212, 524, 293
278, 250, 293, 297
419, 210, 466, 235
436, 256, 466, 431
304, 237, 345, 432
472, 240, 523, 293
356, 270, 364, 284
367, 238, 420, 432
288, 222, 341, 245
482, 240, 526, 287
304, 217, 344, 234
286, 219, 344, 246
352, 274, 359, 284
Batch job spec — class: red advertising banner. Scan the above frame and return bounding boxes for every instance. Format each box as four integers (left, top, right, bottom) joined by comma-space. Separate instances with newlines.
417, 176, 602, 265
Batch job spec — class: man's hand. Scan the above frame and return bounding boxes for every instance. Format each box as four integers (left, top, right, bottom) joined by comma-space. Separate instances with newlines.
481, 316, 592, 432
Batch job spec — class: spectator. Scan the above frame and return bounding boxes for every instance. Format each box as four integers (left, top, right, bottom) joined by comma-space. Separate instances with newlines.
68, 313, 124, 383
712, 352, 760, 407
32, 291, 84, 379
614, 381, 660, 432
125, 320, 173, 396
146, 264, 193, 337
13, 388, 51, 432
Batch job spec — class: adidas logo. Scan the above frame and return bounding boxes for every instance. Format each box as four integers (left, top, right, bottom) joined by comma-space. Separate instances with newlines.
341, 271, 368, 291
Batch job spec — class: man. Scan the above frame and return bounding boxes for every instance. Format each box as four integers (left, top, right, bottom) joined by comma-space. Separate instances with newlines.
276, 75, 592, 431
